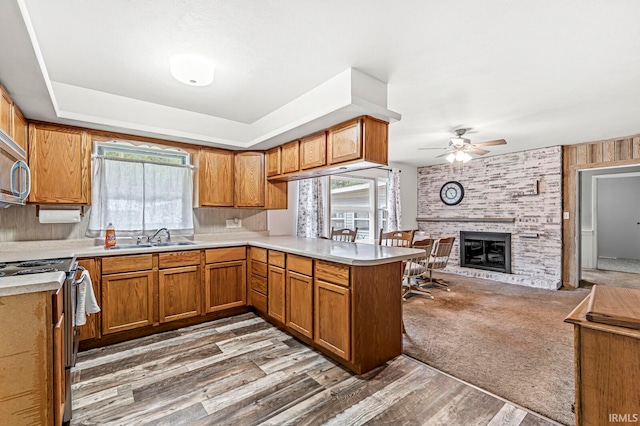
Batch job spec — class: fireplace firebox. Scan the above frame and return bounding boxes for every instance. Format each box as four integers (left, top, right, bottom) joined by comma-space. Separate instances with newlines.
460, 231, 511, 273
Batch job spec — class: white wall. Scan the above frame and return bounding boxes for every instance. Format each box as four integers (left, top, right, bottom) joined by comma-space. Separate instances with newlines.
266, 162, 419, 236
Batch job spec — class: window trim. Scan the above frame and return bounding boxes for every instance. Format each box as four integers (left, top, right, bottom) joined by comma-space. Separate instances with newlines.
95, 141, 191, 167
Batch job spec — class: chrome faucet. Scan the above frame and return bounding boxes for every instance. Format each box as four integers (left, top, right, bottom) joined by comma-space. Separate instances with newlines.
148, 227, 171, 244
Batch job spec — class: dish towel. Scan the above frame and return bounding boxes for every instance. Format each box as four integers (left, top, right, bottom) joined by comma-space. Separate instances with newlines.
75, 269, 101, 326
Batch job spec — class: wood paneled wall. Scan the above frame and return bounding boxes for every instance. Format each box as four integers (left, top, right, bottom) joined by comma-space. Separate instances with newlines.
562, 135, 640, 287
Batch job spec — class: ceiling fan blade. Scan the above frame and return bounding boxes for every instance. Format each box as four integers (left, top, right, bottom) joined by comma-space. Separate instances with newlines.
436, 152, 453, 158
468, 148, 489, 155
418, 147, 448, 150
473, 139, 507, 147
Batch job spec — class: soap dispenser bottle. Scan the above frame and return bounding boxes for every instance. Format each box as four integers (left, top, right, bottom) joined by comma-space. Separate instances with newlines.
105, 222, 116, 248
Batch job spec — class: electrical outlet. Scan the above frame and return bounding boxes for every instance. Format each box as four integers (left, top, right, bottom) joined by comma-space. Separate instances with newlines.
226, 218, 242, 228
563, 212, 570, 220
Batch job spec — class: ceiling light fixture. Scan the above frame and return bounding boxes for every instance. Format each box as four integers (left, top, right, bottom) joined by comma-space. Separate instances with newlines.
169, 53, 214, 86
446, 151, 472, 163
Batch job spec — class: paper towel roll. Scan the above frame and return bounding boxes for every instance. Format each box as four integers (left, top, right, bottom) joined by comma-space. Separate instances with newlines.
39, 209, 82, 224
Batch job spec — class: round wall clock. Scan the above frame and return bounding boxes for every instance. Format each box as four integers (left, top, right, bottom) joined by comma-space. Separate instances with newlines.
440, 181, 464, 205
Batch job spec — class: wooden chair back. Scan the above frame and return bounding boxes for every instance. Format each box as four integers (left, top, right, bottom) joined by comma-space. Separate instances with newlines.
430, 236, 455, 269
330, 227, 358, 242
378, 229, 415, 247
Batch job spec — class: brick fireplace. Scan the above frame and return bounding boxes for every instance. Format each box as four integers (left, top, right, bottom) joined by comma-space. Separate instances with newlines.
416, 146, 562, 290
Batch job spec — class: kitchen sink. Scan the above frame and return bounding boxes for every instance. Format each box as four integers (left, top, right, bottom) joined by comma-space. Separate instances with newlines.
108, 241, 195, 250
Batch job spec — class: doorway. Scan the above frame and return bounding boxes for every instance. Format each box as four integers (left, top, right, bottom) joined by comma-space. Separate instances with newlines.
579, 165, 640, 289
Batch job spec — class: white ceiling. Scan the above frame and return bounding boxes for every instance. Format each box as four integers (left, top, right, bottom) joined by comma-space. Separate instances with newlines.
1, 0, 639, 166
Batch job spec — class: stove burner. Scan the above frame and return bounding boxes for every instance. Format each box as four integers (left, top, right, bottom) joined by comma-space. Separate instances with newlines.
15, 268, 59, 275
18, 259, 65, 268
0, 263, 6, 269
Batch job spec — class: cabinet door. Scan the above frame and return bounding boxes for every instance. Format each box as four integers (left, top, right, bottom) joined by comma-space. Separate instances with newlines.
0, 86, 11, 135
77, 258, 101, 341
286, 271, 313, 338
199, 148, 234, 207
266, 147, 281, 177
102, 271, 155, 335
11, 105, 27, 151
314, 280, 351, 360
265, 181, 288, 210
300, 132, 327, 169
281, 141, 300, 174
53, 313, 65, 426
268, 266, 285, 323
28, 124, 91, 204
328, 119, 362, 165
159, 266, 201, 323
205, 260, 246, 312
234, 152, 265, 207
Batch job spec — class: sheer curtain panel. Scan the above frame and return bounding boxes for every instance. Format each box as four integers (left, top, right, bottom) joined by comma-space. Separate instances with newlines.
386, 168, 402, 231
296, 177, 326, 238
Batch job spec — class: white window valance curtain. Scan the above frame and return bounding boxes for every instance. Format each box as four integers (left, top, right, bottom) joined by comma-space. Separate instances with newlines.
296, 177, 326, 238
386, 168, 402, 231
87, 157, 194, 237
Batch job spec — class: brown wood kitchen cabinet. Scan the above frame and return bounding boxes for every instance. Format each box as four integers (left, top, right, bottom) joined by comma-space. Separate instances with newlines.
0, 84, 28, 151
234, 151, 265, 207
300, 132, 327, 170
204, 247, 247, 312
267, 250, 286, 323
101, 254, 155, 335
0, 85, 12, 136
266, 146, 281, 177
28, 123, 91, 204
281, 140, 300, 174
327, 116, 388, 166
158, 250, 202, 323
0, 286, 65, 425
314, 260, 351, 360
77, 258, 101, 342
249, 247, 268, 313
11, 104, 28, 151
286, 254, 314, 339
198, 148, 234, 207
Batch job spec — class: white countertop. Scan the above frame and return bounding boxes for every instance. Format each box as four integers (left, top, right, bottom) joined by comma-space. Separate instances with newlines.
0, 236, 423, 296
0, 271, 65, 297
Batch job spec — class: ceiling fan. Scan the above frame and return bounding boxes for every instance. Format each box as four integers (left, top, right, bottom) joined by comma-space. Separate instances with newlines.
419, 129, 507, 163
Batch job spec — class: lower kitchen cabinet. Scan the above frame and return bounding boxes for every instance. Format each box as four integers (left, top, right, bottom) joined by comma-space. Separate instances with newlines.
53, 312, 65, 425
159, 266, 201, 323
267, 265, 286, 323
205, 260, 246, 312
286, 270, 313, 338
77, 258, 100, 341
102, 270, 155, 335
314, 279, 351, 360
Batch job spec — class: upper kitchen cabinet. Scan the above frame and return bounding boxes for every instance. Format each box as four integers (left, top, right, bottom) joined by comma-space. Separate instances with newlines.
328, 116, 387, 165
266, 146, 281, 177
198, 148, 234, 207
267, 116, 388, 182
0, 85, 12, 137
300, 132, 326, 170
28, 123, 91, 205
234, 151, 265, 207
11, 105, 27, 151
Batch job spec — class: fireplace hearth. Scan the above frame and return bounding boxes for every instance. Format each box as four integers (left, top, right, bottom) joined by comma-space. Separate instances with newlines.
460, 231, 511, 273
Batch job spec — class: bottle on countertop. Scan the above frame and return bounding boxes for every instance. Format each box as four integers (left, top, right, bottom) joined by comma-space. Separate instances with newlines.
105, 222, 116, 248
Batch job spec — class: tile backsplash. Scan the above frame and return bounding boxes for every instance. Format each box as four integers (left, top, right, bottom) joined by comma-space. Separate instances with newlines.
0, 205, 267, 242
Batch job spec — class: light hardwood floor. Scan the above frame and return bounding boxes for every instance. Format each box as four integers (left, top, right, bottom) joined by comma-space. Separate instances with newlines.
71, 312, 557, 425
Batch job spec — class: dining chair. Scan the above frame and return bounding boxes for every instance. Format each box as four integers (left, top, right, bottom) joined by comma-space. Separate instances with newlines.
402, 238, 435, 300
422, 236, 455, 291
330, 227, 358, 242
378, 229, 415, 247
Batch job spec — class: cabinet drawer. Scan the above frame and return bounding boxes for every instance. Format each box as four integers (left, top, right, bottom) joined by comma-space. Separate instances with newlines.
250, 274, 267, 295
159, 250, 201, 269
102, 254, 153, 274
52, 287, 63, 324
268, 250, 286, 268
250, 247, 267, 263
205, 246, 246, 264
288, 254, 313, 276
251, 260, 267, 278
315, 260, 350, 287
251, 289, 267, 313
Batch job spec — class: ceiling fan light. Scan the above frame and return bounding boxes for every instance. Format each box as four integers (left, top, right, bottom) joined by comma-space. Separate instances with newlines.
455, 151, 466, 161
169, 53, 214, 86
446, 153, 456, 163
462, 152, 472, 163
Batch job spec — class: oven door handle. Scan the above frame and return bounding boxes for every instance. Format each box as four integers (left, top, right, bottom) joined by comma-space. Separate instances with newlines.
72, 266, 87, 287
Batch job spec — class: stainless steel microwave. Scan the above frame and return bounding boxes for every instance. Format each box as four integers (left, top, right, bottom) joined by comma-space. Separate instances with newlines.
0, 128, 30, 208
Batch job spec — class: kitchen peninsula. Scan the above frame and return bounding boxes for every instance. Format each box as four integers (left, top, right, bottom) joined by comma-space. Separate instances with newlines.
0, 236, 423, 375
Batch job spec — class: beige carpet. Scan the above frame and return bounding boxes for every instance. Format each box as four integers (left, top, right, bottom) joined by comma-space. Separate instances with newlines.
402, 273, 590, 426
